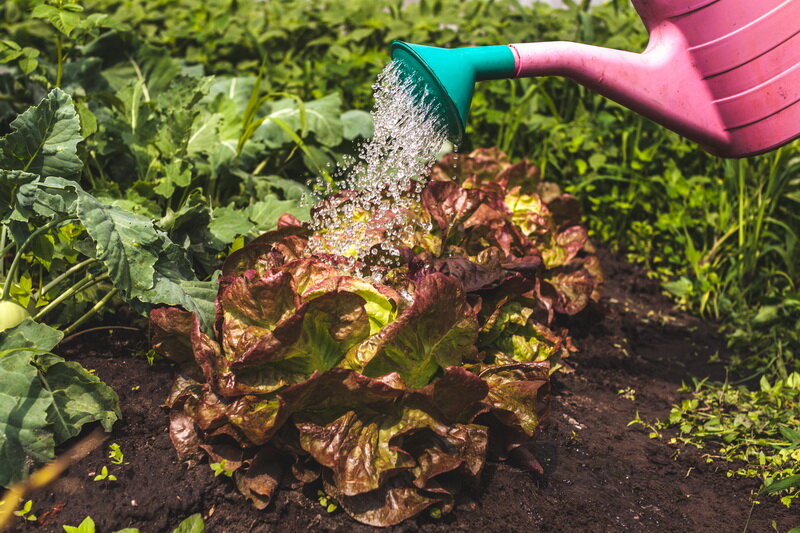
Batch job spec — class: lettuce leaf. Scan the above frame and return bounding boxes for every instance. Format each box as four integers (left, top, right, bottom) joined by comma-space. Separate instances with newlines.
149, 148, 601, 526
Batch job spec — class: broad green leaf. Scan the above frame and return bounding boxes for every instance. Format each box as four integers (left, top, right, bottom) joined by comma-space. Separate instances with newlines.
0, 319, 63, 357
246, 197, 310, 231
0, 320, 120, 487
0, 89, 83, 178
30, 4, 81, 36
152, 75, 215, 158
16, 176, 78, 219
75, 101, 98, 138
153, 159, 192, 198
176, 275, 220, 331
172, 513, 205, 533
0, 170, 39, 220
0, 321, 60, 486
0, 349, 54, 486
36, 355, 120, 442
210, 205, 252, 244
132, 244, 217, 332
76, 189, 160, 295
246, 175, 311, 201
187, 112, 223, 155
205, 76, 256, 110
341, 109, 373, 140
255, 93, 344, 148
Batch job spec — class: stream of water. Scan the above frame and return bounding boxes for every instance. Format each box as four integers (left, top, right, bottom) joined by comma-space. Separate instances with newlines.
306, 61, 448, 275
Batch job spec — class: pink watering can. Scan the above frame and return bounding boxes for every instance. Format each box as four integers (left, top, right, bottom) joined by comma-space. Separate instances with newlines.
392, 0, 800, 158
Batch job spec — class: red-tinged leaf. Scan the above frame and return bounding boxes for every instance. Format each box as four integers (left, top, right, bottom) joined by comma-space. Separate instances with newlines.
410, 422, 488, 487
235, 447, 283, 509
150, 307, 196, 368
221, 223, 309, 276
217, 270, 300, 358
166, 376, 203, 460
480, 362, 550, 437
200, 439, 245, 471
226, 395, 284, 445
423, 366, 488, 422
422, 180, 483, 234
324, 473, 448, 527
296, 410, 418, 495
546, 267, 597, 316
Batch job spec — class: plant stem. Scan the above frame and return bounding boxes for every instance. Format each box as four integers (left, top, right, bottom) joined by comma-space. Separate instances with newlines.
0, 225, 6, 278
63, 287, 119, 336
128, 57, 151, 102
0, 239, 13, 261
89, 151, 112, 190
36, 257, 99, 298
253, 158, 269, 175
32, 272, 109, 321
55, 33, 64, 87
60, 325, 140, 345
2, 217, 73, 301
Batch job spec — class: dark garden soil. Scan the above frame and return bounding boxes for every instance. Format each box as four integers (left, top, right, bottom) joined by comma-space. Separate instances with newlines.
16, 250, 797, 532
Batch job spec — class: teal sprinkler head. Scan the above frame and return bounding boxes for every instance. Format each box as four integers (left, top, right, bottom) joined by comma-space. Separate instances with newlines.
390, 42, 516, 143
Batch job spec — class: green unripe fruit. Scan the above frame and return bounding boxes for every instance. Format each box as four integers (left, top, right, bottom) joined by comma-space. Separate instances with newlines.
0, 301, 30, 332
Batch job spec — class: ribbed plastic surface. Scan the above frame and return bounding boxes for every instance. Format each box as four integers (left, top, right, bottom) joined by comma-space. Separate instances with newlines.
513, 0, 800, 157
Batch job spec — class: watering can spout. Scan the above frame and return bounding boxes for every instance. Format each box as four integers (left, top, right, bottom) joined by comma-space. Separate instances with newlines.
391, 0, 800, 158
391, 42, 517, 142
508, 27, 729, 153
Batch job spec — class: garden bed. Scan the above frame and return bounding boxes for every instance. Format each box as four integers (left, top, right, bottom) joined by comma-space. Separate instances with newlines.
25, 249, 796, 532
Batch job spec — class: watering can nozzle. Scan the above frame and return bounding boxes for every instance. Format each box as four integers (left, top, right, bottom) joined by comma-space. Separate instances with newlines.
390, 41, 516, 143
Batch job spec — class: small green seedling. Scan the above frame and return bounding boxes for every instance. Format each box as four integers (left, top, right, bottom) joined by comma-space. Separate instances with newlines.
144, 349, 159, 365
93, 465, 116, 482
210, 459, 234, 477
13, 499, 37, 521
316, 490, 339, 513
108, 443, 128, 465
428, 507, 442, 519
617, 387, 637, 401
63, 516, 96, 533
628, 410, 663, 439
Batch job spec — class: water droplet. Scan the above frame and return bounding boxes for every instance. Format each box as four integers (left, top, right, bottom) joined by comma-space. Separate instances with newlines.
306, 61, 447, 279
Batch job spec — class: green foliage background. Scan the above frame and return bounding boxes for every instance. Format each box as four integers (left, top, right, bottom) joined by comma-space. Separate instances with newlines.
2, 0, 796, 377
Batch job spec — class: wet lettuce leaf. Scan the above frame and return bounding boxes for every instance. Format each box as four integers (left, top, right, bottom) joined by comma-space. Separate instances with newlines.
150, 148, 600, 526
